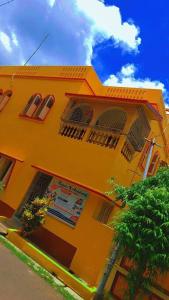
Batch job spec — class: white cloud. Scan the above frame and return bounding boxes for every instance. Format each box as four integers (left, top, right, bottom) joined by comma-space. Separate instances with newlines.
104, 64, 165, 91
121, 64, 136, 77
0, 0, 141, 66
75, 0, 141, 64
47, 0, 56, 7
11, 32, 19, 47
0, 31, 12, 52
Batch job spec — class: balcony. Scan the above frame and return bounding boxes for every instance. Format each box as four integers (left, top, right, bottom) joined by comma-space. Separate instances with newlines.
59, 119, 87, 140
87, 127, 120, 149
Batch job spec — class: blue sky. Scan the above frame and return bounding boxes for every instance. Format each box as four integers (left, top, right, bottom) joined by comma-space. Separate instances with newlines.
0, 0, 168, 104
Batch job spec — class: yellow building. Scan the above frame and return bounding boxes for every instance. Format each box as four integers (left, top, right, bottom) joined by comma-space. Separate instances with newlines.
0, 66, 168, 299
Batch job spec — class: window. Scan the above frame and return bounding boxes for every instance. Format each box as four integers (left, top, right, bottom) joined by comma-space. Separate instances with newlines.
60, 104, 93, 140
95, 109, 127, 132
0, 90, 12, 111
22, 94, 42, 117
33, 95, 55, 120
159, 160, 168, 167
121, 107, 151, 161
67, 104, 93, 124
21, 94, 55, 120
96, 202, 113, 224
148, 151, 160, 176
0, 156, 15, 186
127, 118, 145, 151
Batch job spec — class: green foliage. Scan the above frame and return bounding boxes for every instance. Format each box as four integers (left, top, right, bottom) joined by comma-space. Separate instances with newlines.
110, 167, 169, 299
114, 167, 169, 207
21, 197, 50, 236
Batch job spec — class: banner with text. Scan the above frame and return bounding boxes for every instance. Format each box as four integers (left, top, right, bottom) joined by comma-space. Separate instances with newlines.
45, 178, 88, 226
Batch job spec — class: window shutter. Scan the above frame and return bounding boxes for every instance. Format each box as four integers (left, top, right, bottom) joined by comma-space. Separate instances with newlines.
148, 152, 160, 176
23, 94, 42, 117
36, 95, 54, 120
0, 91, 12, 111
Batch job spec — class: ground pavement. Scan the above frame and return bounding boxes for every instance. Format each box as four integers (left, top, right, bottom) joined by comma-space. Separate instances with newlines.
0, 243, 65, 300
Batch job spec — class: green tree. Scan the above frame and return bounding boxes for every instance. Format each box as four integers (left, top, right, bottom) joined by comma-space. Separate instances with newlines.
94, 167, 169, 300
112, 167, 169, 299
21, 197, 50, 237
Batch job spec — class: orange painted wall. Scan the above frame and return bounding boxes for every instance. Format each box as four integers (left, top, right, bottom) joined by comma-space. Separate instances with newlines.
0, 66, 168, 292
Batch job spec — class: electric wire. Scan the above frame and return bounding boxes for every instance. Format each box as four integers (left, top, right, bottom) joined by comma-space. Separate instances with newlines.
24, 33, 49, 66
0, 0, 15, 7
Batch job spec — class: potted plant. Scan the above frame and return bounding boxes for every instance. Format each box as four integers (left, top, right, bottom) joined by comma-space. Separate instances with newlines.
21, 197, 50, 237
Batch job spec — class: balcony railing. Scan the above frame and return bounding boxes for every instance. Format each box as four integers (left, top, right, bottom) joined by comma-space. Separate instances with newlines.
121, 139, 135, 161
59, 119, 87, 140
87, 128, 120, 149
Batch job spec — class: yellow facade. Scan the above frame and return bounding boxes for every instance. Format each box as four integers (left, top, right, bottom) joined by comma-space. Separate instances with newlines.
0, 66, 168, 299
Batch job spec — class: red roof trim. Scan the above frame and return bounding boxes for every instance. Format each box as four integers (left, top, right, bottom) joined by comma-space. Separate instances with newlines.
65, 93, 162, 121
31, 164, 120, 206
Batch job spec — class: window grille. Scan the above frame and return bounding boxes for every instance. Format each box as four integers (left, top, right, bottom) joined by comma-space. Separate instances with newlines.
127, 118, 145, 152
68, 104, 93, 125
137, 106, 151, 137
96, 202, 113, 224
122, 107, 151, 161
95, 109, 127, 132
159, 160, 168, 167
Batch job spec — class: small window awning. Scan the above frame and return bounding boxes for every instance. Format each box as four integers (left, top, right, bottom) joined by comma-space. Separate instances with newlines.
0, 150, 24, 162
65, 93, 163, 121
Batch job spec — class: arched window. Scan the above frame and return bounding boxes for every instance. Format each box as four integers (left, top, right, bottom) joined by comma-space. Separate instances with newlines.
87, 109, 127, 149
33, 95, 55, 120
60, 104, 93, 140
127, 116, 150, 152
68, 104, 93, 125
22, 94, 42, 117
95, 109, 127, 132
127, 119, 144, 151
0, 90, 12, 111
148, 151, 160, 176
121, 108, 151, 161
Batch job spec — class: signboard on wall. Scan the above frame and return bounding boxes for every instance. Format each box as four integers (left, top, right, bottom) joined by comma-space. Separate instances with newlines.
45, 178, 89, 226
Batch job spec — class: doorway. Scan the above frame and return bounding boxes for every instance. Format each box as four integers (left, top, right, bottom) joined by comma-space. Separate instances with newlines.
15, 172, 52, 219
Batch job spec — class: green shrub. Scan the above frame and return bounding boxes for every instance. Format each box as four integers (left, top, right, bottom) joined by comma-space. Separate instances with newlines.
21, 197, 50, 237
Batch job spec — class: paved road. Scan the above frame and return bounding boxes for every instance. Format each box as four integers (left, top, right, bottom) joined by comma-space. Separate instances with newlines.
0, 243, 65, 300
